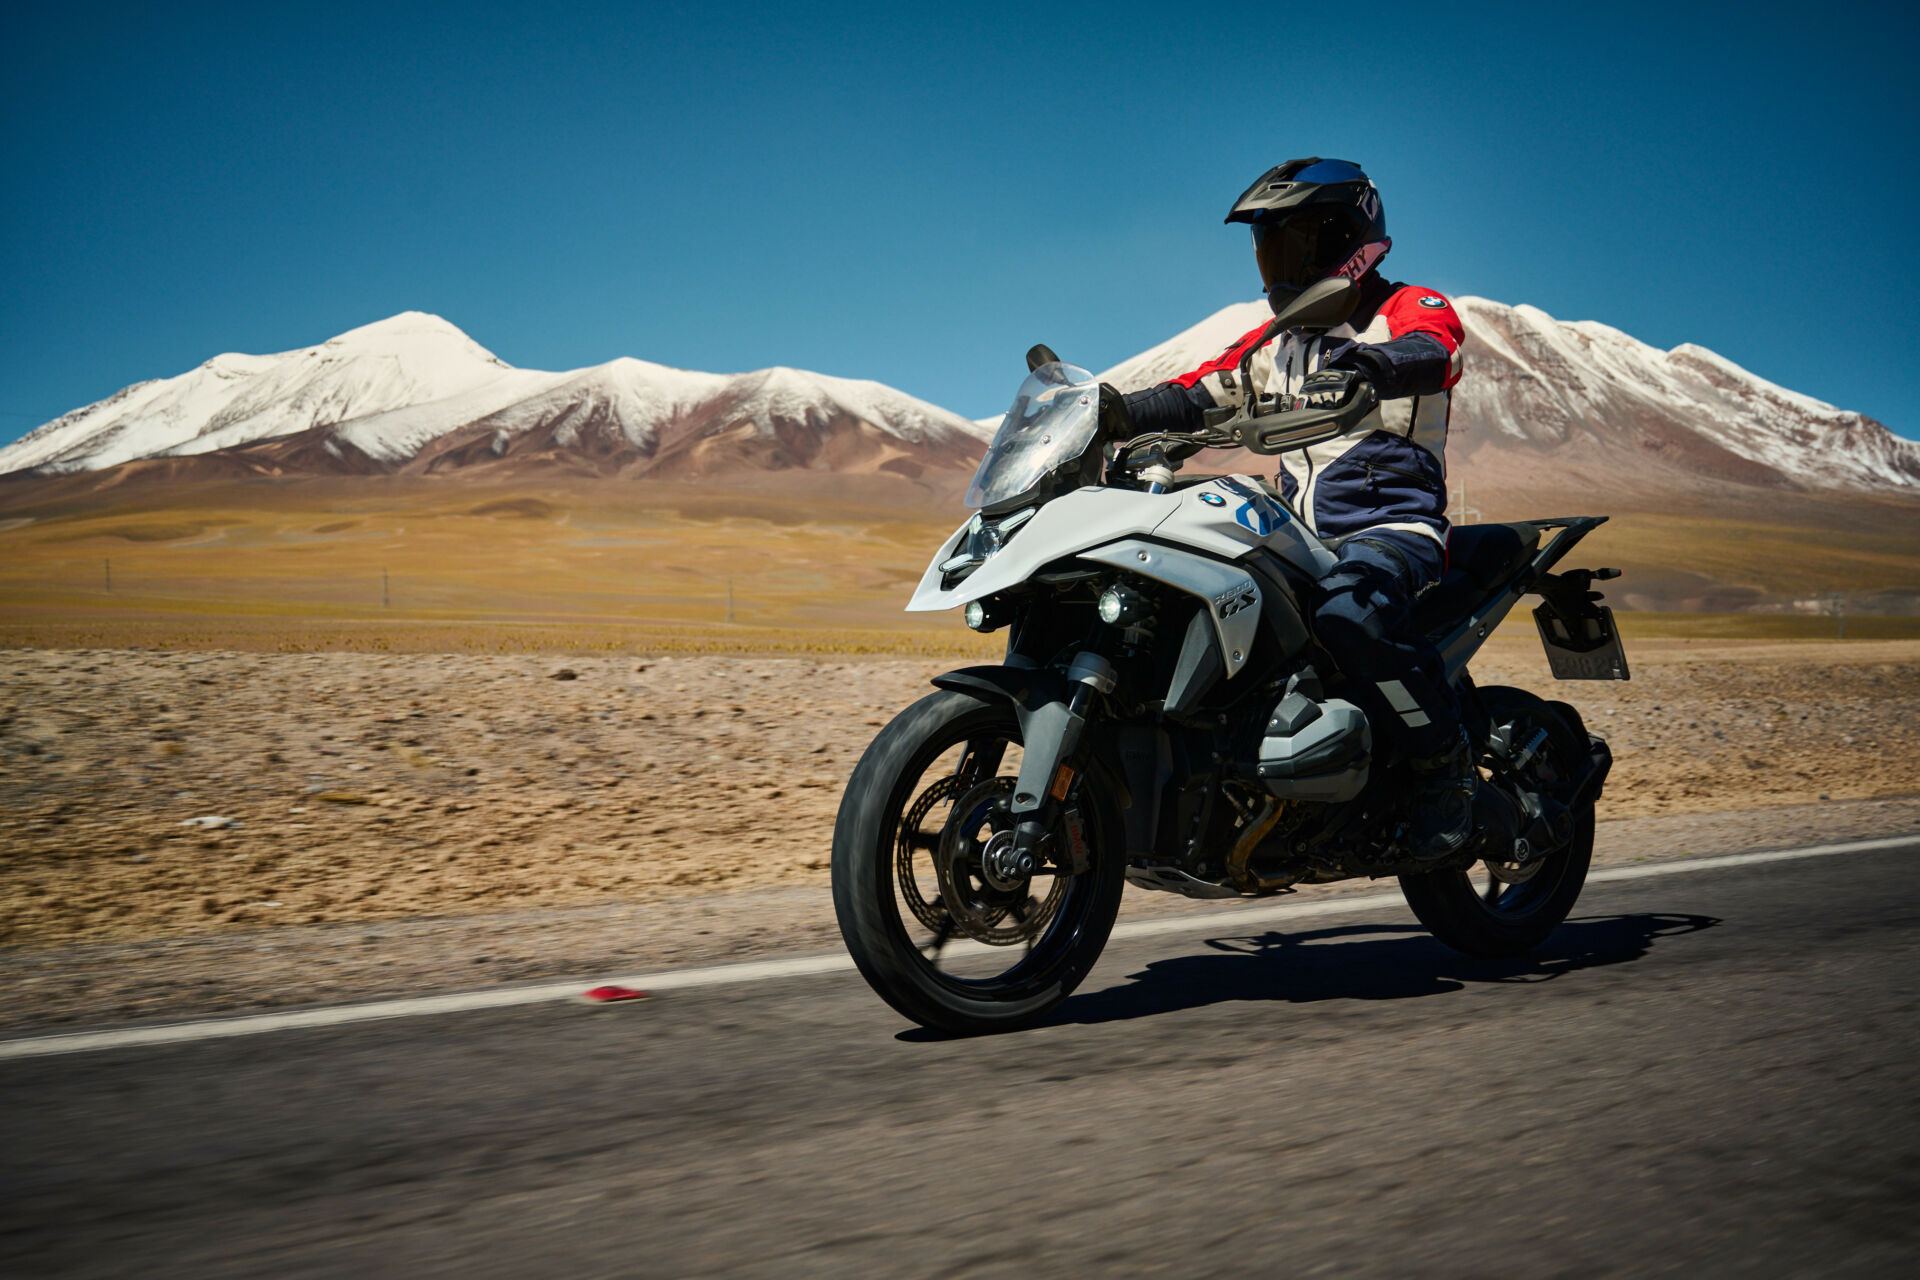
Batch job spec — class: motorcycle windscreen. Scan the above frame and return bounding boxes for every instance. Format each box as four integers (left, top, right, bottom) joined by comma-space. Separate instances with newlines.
964, 362, 1102, 510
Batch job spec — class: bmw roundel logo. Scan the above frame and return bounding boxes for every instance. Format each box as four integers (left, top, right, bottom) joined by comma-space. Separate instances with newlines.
1198, 492, 1226, 506
1418, 295, 1448, 309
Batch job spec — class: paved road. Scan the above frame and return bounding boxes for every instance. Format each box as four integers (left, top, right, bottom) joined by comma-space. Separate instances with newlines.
4, 846, 1918, 1278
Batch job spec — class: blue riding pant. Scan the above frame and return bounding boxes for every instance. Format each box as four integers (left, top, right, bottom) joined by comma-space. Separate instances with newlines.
1311, 533, 1461, 760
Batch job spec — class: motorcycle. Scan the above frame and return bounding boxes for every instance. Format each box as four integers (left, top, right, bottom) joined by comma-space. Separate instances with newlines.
830, 276, 1628, 1035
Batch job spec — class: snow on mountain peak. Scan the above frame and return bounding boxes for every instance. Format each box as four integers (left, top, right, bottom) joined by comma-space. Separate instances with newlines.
0, 307, 1003, 483
322, 311, 509, 367
0, 312, 522, 476
1454, 296, 1919, 488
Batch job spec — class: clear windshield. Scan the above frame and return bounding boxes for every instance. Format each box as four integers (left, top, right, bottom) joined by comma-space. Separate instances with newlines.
964, 362, 1102, 509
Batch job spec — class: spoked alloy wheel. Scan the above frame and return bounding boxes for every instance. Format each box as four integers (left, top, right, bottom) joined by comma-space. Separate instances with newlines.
832, 690, 1124, 1034
1398, 688, 1595, 958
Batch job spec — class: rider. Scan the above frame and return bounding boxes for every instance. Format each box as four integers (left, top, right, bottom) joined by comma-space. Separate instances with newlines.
1120, 157, 1475, 861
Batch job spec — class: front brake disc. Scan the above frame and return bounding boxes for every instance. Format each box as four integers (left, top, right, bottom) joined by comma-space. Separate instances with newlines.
936, 777, 1067, 946
896, 774, 967, 934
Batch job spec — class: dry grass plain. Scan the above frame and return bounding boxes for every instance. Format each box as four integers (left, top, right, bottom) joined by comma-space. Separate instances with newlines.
2, 477, 1918, 654
0, 477, 996, 653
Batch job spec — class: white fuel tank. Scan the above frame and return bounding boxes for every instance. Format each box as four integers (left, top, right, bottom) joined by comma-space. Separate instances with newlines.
1151, 475, 1336, 579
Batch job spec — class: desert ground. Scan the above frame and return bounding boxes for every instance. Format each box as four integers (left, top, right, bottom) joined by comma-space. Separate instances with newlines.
2, 633, 1917, 1030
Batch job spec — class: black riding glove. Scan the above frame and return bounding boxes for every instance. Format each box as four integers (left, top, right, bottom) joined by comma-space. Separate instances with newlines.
1295, 368, 1366, 410
1321, 332, 1452, 398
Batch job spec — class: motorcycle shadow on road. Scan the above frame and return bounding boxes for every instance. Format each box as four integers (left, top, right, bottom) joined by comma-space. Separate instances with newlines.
1034, 911, 1721, 1031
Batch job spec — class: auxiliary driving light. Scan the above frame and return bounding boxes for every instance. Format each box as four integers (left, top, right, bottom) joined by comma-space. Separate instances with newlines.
1098, 583, 1148, 626
965, 597, 1014, 632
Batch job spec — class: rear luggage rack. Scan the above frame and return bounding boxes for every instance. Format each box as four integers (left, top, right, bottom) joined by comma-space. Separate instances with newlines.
1433, 517, 1617, 676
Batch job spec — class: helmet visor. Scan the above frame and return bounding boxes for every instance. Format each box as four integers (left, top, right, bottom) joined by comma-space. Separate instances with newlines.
1252, 205, 1368, 293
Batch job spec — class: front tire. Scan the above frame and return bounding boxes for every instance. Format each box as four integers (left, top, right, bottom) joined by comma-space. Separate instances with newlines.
831, 689, 1124, 1035
1398, 688, 1596, 958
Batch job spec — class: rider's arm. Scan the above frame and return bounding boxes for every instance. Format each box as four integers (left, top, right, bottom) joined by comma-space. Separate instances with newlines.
1322, 287, 1466, 399
1119, 319, 1274, 431
1121, 381, 1213, 433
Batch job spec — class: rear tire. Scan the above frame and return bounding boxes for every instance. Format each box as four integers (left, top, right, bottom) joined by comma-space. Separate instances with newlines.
831, 689, 1125, 1035
1398, 688, 1596, 958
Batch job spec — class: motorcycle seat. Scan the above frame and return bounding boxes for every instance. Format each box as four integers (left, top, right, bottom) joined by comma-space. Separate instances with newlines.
1413, 522, 1542, 634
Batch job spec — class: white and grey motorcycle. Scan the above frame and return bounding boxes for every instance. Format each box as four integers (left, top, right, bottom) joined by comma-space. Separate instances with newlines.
831, 278, 1628, 1035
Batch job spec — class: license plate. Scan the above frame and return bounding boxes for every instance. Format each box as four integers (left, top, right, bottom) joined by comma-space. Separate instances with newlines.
1533, 603, 1631, 680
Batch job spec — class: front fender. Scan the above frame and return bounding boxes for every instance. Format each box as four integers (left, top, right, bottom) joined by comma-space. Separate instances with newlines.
928, 665, 1132, 817
931, 664, 1066, 716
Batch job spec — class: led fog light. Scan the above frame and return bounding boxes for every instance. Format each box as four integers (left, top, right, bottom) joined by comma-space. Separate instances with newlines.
965, 597, 1014, 632
1098, 584, 1147, 626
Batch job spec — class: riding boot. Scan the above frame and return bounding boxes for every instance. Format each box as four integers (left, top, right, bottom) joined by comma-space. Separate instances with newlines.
1408, 730, 1476, 863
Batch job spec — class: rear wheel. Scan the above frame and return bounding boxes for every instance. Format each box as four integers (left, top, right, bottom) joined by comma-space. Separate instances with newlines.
1398, 687, 1595, 958
831, 690, 1124, 1034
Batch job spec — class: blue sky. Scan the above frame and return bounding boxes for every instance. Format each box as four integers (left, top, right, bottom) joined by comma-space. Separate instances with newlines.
3, 0, 1916, 442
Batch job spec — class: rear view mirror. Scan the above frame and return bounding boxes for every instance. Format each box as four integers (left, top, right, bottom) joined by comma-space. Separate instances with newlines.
1270, 276, 1360, 331
1026, 344, 1061, 372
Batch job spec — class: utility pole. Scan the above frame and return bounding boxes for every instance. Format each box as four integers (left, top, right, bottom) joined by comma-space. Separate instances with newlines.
1448, 480, 1480, 525
726, 579, 735, 624
382, 567, 391, 609
1831, 591, 1846, 639
103, 558, 111, 593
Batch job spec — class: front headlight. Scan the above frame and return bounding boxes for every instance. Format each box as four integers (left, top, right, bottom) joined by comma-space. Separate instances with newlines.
965, 506, 1038, 563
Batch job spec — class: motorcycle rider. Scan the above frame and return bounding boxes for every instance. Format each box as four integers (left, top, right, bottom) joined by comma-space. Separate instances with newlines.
1120, 157, 1475, 861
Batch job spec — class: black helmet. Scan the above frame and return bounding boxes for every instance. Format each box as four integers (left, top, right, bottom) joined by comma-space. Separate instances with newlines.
1226, 158, 1389, 315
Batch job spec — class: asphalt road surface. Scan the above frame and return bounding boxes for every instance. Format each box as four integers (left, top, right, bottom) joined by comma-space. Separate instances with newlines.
4, 844, 1918, 1278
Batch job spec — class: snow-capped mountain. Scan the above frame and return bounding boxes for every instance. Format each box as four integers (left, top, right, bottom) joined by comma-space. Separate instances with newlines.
1, 314, 539, 476
1098, 297, 1920, 494
0, 313, 992, 482
9, 300, 1915, 499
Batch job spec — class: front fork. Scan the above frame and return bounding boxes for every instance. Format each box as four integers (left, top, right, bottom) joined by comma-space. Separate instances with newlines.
999, 651, 1117, 878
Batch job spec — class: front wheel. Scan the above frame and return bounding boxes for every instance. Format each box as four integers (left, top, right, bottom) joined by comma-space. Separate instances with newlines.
1398, 688, 1596, 958
831, 689, 1124, 1035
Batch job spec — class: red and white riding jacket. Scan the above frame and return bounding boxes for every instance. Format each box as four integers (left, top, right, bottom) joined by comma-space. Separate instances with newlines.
1171, 274, 1465, 554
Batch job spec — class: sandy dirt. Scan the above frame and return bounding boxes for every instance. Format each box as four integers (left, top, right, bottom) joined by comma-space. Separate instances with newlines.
1, 639, 1916, 1029
3, 639, 1917, 950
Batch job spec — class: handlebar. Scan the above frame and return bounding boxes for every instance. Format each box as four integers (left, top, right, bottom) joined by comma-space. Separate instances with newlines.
1109, 381, 1379, 483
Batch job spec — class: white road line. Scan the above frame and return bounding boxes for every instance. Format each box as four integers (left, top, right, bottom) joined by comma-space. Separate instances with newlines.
2, 833, 1914, 1062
